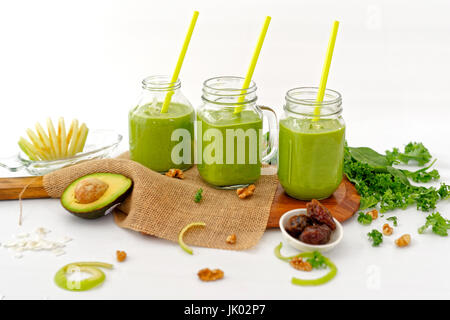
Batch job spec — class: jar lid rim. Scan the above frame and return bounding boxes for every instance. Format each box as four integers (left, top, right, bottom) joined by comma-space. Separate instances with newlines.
142, 75, 181, 89
203, 76, 257, 92
285, 87, 342, 106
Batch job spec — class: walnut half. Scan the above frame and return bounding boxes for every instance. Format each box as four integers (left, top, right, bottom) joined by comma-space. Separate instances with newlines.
289, 257, 312, 272
382, 223, 393, 236
395, 234, 411, 247
236, 184, 255, 199
198, 268, 224, 282
226, 234, 236, 244
165, 169, 184, 179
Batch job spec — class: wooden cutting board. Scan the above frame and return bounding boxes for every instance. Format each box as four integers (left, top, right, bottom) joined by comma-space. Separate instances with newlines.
267, 177, 360, 228
0, 176, 360, 228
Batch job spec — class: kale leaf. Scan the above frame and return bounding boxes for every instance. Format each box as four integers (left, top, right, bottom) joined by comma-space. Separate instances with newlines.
357, 212, 373, 225
194, 188, 203, 203
306, 251, 328, 269
386, 216, 398, 227
418, 212, 450, 236
367, 229, 383, 247
386, 142, 432, 166
344, 143, 449, 213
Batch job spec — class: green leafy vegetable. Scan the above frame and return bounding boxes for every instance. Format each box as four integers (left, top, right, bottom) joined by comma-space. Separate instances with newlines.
194, 188, 203, 203
306, 251, 328, 269
386, 216, 398, 227
367, 229, 383, 246
357, 212, 373, 225
386, 142, 432, 166
344, 143, 449, 213
418, 212, 450, 236
401, 159, 440, 183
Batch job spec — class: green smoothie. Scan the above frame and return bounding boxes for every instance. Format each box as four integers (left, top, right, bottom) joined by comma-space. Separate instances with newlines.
197, 109, 263, 187
278, 118, 345, 200
129, 102, 194, 172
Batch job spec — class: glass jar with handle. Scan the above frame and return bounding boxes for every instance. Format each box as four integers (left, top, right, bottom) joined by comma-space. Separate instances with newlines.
278, 87, 345, 200
197, 76, 278, 189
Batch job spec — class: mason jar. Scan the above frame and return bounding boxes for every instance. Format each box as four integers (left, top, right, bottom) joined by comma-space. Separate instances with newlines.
278, 87, 345, 200
197, 76, 278, 189
129, 75, 195, 172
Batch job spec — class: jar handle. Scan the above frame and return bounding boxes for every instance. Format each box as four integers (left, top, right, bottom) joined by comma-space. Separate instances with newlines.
259, 105, 278, 164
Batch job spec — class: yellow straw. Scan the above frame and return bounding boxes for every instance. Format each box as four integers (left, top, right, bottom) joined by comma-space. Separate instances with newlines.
313, 20, 339, 120
160, 11, 199, 113
234, 16, 271, 114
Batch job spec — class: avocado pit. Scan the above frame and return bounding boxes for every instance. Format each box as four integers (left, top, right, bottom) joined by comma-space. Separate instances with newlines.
74, 178, 109, 204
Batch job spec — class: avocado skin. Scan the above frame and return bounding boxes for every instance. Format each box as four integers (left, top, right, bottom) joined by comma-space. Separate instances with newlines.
60, 173, 133, 220
64, 187, 132, 219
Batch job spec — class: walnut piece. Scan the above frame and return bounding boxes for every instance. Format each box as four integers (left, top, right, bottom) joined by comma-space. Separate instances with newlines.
116, 250, 127, 262
382, 223, 393, 236
236, 184, 255, 199
165, 169, 184, 179
226, 234, 236, 244
395, 234, 411, 247
74, 178, 108, 204
289, 257, 312, 272
367, 209, 378, 220
197, 268, 224, 282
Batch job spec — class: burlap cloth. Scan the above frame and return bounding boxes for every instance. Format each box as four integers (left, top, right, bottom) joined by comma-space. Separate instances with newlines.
43, 155, 278, 250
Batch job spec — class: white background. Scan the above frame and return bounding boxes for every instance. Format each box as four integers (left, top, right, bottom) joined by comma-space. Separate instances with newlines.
0, 0, 449, 299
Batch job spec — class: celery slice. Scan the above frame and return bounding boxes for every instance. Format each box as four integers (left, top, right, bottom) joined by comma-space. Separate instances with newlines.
178, 222, 206, 255
274, 242, 337, 286
54, 261, 113, 292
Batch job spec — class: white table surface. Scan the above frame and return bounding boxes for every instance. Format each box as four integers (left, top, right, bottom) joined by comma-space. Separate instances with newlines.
0, 0, 449, 300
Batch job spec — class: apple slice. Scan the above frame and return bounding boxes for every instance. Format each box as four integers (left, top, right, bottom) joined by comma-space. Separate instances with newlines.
47, 118, 60, 159
58, 117, 67, 158
75, 123, 88, 153
26, 129, 49, 160
67, 119, 79, 157
18, 137, 40, 161
35, 122, 54, 160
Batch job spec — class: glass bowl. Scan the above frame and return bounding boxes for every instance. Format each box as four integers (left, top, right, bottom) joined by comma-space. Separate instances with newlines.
0, 130, 122, 176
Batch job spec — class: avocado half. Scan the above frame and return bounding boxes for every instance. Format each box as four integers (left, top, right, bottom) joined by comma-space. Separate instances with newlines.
61, 173, 133, 219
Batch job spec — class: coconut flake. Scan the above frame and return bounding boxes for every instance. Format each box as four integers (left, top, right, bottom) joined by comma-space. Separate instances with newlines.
1, 227, 71, 258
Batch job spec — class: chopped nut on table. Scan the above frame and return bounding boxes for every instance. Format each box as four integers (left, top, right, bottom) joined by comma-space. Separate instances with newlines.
226, 234, 236, 244
395, 234, 411, 247
289, 257, 312, 272
165, 169, 184, 179
198, 268, 224, 282
236, 184, 255, 199
382, 223, 393, 236
367, 209, 378, 220
116, 250, 127, 262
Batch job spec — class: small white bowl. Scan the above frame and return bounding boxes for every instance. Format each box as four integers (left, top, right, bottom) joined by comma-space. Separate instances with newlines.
279, 208, 343, 253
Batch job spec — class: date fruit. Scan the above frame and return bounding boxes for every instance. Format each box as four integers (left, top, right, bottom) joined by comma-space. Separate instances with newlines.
286, 214, 312, 238
300, 224, 332, 245
306, 199, 336, 230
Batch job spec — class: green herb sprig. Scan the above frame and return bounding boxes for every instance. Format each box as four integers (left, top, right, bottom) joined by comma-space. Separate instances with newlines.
357, 212, 373, 225
418, 212, 450, 236
386, 142, 432, 166
306, 251, 328, 269
194, 188, 203, 203
386, 216, 398, 227
367, 229, 383, 247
